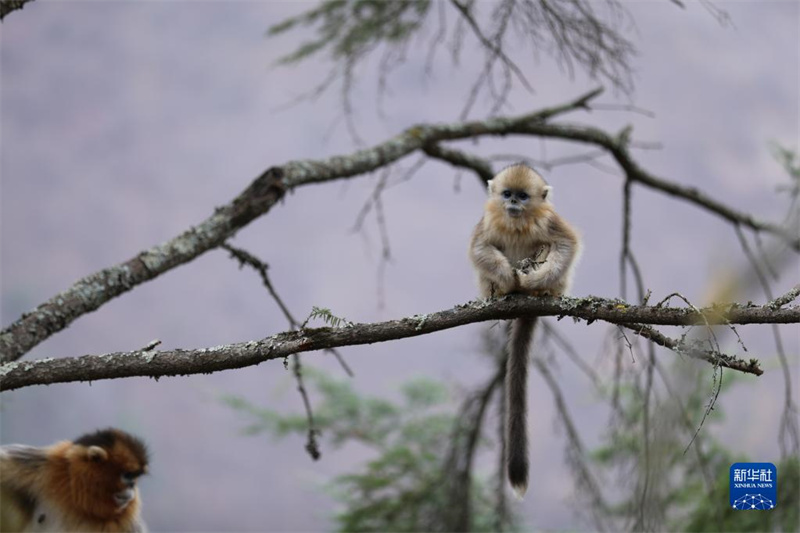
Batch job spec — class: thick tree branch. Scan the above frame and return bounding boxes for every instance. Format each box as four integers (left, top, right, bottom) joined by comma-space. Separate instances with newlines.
423, 143, 495, 184
502, 123, 800, 250
0, 88, 605, 362
3, 87, 795, 362
2, 295, 796, 391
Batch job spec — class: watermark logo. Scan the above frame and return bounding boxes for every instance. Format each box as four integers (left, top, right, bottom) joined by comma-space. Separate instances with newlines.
730, 462, 777, 510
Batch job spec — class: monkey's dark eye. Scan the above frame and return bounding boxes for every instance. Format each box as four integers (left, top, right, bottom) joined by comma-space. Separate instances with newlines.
517, 192, 530, 201
501, 190, 513, 199
122, 471, 141, 482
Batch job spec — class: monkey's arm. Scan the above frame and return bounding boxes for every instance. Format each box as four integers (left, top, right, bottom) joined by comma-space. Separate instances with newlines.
518, 216, 579, 295
470, 223, 517, 297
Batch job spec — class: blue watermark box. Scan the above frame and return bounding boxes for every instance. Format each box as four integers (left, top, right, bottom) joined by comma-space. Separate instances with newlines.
730, 462, 777, 510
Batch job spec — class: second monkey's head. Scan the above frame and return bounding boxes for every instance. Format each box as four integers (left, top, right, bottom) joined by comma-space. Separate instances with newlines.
486, 164, 551, 223
66, 428, 150, 519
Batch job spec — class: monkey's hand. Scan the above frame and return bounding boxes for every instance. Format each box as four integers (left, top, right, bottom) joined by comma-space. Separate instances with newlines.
517, 264, 555, 293
471, 243, 519, 296
516, 257, 545, 275
516, 245, 550, 274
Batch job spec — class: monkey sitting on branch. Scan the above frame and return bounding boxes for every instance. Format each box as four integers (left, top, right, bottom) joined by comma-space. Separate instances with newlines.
469, 164, 581, 497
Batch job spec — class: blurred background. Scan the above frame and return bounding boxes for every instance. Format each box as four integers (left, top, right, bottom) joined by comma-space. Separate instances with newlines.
1, 1, 798, 531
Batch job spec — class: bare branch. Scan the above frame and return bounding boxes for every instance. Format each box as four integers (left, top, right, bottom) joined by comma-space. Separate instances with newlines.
3, 87, 795, 363
449, 0, 534, 93
423, 143, 495, 184
768, 284, 800, 310
540, 320, 602, 389
2, 295, 796, 391
0, 88, 602, 362
532, 357, 609, 530
619, 323, 750, 376
504, 122, 800, 251
443, 361, 504, 531
734, 227, 799, 456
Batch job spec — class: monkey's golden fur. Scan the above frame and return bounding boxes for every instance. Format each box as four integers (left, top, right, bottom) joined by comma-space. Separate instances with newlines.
471, 164, 580, 298
470, 164, 580, 497
0, 428, 149, 532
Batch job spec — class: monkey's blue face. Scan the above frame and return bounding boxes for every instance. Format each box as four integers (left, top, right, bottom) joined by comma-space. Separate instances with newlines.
500, 189, 530, 217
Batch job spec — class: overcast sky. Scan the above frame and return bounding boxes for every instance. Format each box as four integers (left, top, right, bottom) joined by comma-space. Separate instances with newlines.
1, 1, 798, 531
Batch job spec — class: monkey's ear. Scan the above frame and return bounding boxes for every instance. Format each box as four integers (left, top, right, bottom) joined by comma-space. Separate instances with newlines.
486, 179, 494, 194
542, 185, 552, 200
87, 446, 108, 462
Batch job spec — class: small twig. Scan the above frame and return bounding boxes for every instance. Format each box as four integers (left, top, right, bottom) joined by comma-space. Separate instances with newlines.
352, 169, 390, 233
386, 156, 428, 190
540, 320, 602, 389
619, 323, 761, 376
754, 232, 780, 281
683, 365, 723, 455
636, 338, 656, 530
341, 58, 365, 147
292, 354, 321, 461
767, 284, 800, 310
139, 339, 162, 352
653, 360, 715, 490
585, 158, 625, 177
494, 374, 509, 531
222, 243, 353, 377
374, 191, 393, 310
616, 326, 636, 363
620, 178, 633, 299
591, 102, 656, 118
443, 362, 503, 531
423, 0, 448, 76
449, 0, 533, 94
533, 357, 609, 529
653, 292, 725, 354
735, 227, 799, 457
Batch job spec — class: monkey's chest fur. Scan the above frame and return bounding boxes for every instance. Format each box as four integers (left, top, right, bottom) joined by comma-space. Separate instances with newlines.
486, 226, 552, 268
499, 241, 550, 271
483, 210, 555, 267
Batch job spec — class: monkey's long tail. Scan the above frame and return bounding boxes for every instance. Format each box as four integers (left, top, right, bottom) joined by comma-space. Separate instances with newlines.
506, 316, 536, 498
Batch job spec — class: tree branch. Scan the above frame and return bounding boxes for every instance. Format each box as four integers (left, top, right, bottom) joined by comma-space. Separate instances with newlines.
0, 0, 34, 21
448, 0, 534, 93
768, 284, 800, 309
502, 122, 800, 251
2, 295, 795, 391
3, 87, 795, 363
0, 88, 604, 363
423, 143, 495, 184
221, 243, 353, 376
